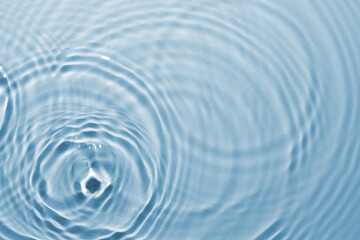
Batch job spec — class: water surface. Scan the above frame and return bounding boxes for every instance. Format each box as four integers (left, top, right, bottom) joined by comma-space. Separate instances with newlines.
1, 0, 360, 239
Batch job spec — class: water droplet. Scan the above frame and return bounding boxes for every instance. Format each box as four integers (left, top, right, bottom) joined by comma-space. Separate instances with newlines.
86, 177, 101, 194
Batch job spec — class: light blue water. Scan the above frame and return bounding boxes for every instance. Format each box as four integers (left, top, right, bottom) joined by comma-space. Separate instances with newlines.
1, 1, 360, 239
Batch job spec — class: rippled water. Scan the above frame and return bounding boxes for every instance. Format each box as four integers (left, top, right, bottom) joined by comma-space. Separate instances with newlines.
1, 1, 360, 239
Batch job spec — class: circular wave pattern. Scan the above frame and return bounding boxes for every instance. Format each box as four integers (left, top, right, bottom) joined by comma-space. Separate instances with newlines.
0, 48, 177, 239
1, 0, 360, 239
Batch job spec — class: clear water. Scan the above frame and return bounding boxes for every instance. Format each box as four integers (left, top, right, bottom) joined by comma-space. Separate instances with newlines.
1, 1, 360, 239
